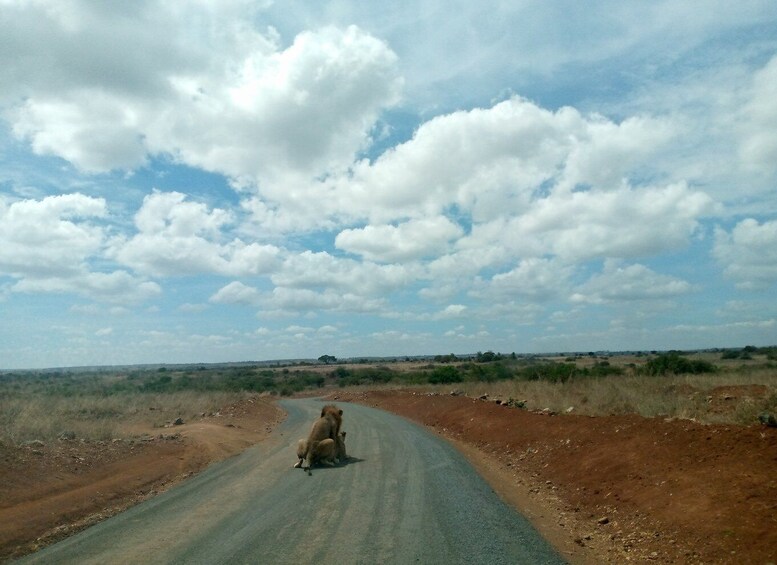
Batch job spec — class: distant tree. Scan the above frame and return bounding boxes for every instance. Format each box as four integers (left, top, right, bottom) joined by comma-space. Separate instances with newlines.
476, 351, 497, 363
434, 354, 458, 363
318, 355, 337, 365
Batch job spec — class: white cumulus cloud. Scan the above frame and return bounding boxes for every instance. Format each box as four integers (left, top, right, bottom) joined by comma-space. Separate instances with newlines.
3, 1, 403, 189
109, 191, 281, 277
335, 216, 463, 262
714, 219, 777, 290
571, 261, 695, 304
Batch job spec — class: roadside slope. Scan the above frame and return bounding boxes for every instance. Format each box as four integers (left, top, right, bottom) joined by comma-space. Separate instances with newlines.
333, 390, 777, 564
0, 397, 284, 561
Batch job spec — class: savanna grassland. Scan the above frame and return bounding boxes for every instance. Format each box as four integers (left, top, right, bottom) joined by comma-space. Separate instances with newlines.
1, 347, 776, 563
2, 347, 776, 446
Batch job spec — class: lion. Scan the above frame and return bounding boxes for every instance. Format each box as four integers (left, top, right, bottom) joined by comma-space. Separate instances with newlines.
294, 431, 347, 469
299, 404, 343, 475
334, 430, 347, 462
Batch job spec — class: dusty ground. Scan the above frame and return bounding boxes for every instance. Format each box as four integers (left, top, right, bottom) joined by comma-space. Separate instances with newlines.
330, 389, 777, 565
2, 388, 776, 564
0, 397, 285, 562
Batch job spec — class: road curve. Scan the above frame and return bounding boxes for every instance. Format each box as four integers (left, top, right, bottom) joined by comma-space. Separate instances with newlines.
18, 399, 565, 564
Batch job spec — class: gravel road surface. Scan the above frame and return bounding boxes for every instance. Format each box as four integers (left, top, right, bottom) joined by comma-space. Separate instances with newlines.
18, 399, 564, 564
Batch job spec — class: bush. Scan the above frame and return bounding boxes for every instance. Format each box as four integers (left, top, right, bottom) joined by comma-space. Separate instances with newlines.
587, 363, 625, 378
429, 366, 462, 384
331, 367, 351, 379
642, 352, 716, 376
517, 362, 578, 383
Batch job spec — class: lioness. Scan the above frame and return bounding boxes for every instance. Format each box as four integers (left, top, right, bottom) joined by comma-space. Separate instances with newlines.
294, 431, 347, 469
300, 404, 343, 475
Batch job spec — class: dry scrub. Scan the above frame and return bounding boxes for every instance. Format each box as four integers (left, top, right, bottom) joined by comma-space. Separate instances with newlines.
426, 368, 776, 424
335, 365, 777, 426
0, 390, 250, 445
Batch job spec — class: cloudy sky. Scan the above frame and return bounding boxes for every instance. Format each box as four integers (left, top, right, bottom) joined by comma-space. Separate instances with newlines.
1, 1, 776, 369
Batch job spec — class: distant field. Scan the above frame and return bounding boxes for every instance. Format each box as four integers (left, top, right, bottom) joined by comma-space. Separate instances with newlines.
1, 348, 775, 444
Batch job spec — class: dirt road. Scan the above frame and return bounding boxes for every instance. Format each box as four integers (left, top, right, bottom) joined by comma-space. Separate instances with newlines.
17, 399, 563, 564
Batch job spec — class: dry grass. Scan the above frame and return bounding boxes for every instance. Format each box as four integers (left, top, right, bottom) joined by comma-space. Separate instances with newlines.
3, 356, 774, 445
332, 363, 777, 426
0, 390, 249, 444
422, 366, 777, 425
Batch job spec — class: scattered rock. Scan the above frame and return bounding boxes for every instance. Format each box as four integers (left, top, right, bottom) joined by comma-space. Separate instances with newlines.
503, 398, 526, 409
478, 394, 489, 400
758, 412, 777, 427
450, 390, 464, 396
173, 417, 184, 426
58, 431, 76, 441
565, 406, 575, 413
23, 440, 45, 448
598, 516, 610, 525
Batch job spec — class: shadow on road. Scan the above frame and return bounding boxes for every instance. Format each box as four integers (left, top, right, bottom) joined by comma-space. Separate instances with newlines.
293, 456, 367, 474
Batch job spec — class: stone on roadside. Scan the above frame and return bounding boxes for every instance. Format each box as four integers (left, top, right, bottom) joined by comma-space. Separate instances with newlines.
758, 412, 777, 427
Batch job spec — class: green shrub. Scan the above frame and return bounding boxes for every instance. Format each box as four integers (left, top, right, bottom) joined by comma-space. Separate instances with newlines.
586, 363, 624, 378
429, 366, 462, 384
517, 362, 578, 383
331, 367, 351, 379
642, 352, 716, 376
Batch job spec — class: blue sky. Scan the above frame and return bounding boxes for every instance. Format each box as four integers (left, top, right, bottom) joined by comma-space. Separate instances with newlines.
1, 1, 776, 369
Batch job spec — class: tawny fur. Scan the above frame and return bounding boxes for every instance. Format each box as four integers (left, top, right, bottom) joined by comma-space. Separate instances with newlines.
301, 405, 343, 474
294, 431, 347, 469
335, 430, 347, 462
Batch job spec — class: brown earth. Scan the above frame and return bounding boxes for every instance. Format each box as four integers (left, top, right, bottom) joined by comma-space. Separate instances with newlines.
330, 389, 777, 565
2, 389, 776, 564
0, 397, 285, 562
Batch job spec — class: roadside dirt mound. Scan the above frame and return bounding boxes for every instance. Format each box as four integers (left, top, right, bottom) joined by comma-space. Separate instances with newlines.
331, 390, 777, 565
0, 397, 284, 561
706, 384, 772, 417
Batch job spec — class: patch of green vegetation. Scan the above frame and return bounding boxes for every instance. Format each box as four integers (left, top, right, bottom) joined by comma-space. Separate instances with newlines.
641, 352, 716, 376
428, 365, 462, 384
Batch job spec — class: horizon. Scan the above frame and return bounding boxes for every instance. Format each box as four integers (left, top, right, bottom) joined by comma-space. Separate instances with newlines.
3, 345, 771, 373
1, 2, 776, 370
